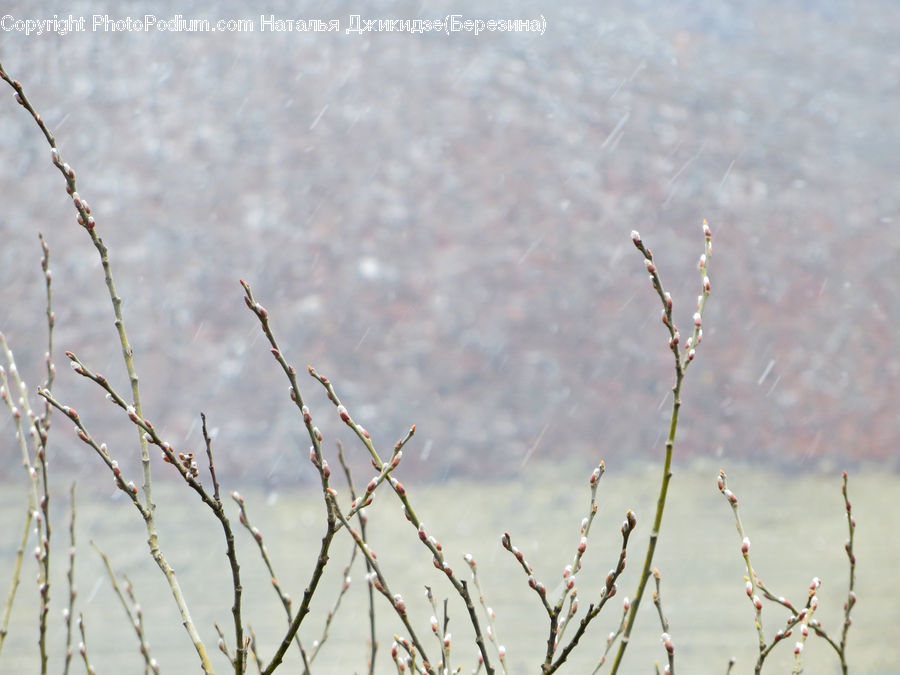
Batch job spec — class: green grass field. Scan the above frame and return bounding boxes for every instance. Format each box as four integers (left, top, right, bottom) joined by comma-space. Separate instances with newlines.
1, 459, 897, 673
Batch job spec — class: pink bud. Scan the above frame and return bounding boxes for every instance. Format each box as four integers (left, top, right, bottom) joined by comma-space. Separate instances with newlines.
741, 537, 750, 554
662, 633, 674, 655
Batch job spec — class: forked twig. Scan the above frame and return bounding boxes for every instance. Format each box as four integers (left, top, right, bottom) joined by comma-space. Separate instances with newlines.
610, 223, 712, 673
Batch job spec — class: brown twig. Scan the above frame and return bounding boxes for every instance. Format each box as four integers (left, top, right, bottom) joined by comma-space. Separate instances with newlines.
0, 337, 43, 658
590, 598, 630, 674
0, 505, 33, 657
33, 419, 52, 675
718, 470, 849, 674
76, 613, 96, 675
330, 497, 436, 674
231, 490, 310, 670
537, 509, 636, 673
62, 482, 77, 675
837, 472, 856, 673
1, 61, 216, 673
336, 440, 378, 674
307, 366, 493, 674
247, 625, 264, 674
201, 413, 246, 672
91, 541, 159, 673
651, 569, 675, 675
38, 232, 56, 427
462, 553, 507, 674
239, 280, 342, 675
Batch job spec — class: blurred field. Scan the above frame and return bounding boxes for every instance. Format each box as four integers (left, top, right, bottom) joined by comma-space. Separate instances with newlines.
1, 458, 897, 673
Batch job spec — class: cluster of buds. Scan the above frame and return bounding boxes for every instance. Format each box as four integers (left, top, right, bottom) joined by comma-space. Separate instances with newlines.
161, 447, 199, 478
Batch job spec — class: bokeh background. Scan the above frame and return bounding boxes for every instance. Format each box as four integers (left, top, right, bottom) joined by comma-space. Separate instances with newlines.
1, 0, 898, 672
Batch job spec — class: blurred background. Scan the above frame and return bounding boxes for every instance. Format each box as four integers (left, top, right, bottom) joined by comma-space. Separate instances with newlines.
1, 0, 898, 672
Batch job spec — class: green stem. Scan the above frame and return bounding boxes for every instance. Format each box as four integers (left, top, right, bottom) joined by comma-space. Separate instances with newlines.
609, 375, 681, 673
